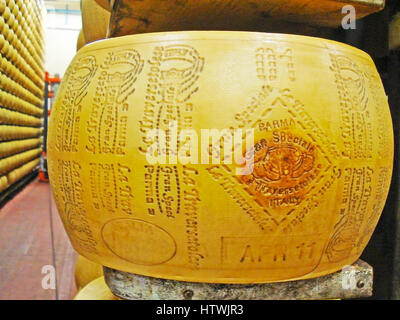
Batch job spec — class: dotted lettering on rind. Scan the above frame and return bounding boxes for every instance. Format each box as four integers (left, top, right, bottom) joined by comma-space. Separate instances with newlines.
330, 54, 373, 160
55, 56, 98, 153
51, 160, 98, 253
356, 167, 391, 253
326, 167, 374, 262
255, 47, 296, 83
139, 45, 204, 155
89, 162, 134, 215
86, 49, 144, 155
140, 45, 205, 270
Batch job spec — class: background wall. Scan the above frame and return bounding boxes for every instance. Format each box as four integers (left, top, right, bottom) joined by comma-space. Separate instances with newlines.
44, 0, 81, 77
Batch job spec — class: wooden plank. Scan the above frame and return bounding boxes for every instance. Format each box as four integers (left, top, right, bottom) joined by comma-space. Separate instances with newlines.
108, 0, 385, 38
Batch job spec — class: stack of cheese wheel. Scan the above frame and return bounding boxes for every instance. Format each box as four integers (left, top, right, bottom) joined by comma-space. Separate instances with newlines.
0, 0, 45, 194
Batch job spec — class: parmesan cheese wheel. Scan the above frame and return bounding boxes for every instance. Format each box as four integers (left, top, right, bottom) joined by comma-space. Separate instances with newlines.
0, 148, 41, 175
0, 125, 42, 141
0, 138, 41, 158
81, 0, 110, 44
7, 157, 39, 184
0, 175, 8, 193
0, 107, 41, 127
48, 32, 393, 284
74, 255, 104, 290
77, 29, 86, 51
74, 277, 119, 300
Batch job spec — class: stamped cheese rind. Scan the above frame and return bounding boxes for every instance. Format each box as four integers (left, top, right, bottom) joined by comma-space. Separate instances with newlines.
48, 32, 393, 283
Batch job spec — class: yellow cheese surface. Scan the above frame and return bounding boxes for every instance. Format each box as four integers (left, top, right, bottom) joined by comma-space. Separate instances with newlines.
48, 32, 393, 283
74, 255, 104, 290
77, 29, 86, 51
74, 277, 119, 300
81, 0, 110, 45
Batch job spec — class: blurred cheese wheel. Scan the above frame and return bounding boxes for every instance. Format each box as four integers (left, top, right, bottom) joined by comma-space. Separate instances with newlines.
48, 31, 393, 284
0, 175, 8, 193
0, 148, 41, 175
0, 138, 41, 158
74, 277, 119, 300
0, 106, 41, 127
0, 73, 43, 107
74, 255, 104, 290
0, 55, 43, 99
0, 89, 43, 117
0, 126, 42, 141
81, 0, 110, 44
7, 157, 39, 184
77, 29, 86, 51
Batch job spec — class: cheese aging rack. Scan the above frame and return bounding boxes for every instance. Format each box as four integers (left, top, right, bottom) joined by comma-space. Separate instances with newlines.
0, 0, 46, 205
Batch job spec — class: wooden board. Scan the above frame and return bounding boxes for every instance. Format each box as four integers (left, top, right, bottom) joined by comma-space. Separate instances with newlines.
108, 0, 385, 37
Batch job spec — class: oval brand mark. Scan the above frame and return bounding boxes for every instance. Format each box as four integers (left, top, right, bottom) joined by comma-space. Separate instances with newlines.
102, 219, 176, 266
